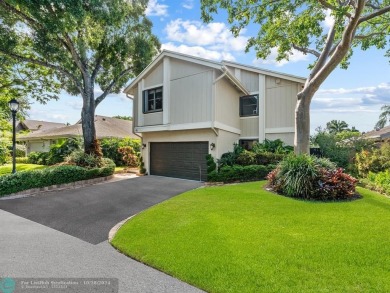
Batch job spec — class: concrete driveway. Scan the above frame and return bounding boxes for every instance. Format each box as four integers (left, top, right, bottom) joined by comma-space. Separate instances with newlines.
0, 175, 202, 244
0, 176, 204, 293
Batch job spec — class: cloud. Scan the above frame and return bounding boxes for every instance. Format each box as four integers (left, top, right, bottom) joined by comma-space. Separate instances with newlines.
66, 100, 83, 110
253, 47, 309, 67
165, 19, 248, 52
314, 83, 390, 108
321, 9, 335, 29
28, 108, 70, 123
162, 42, 235, 61
181, 0, 194, 9
145, 0, 168, 17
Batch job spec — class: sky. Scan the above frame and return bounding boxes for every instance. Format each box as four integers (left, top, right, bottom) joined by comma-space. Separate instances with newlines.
28, 0, 390, 133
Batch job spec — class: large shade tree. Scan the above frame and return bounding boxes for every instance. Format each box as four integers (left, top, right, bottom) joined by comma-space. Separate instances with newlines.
326, 119, 350, 134
0, 0, 160, 154
201, 0, 390, 153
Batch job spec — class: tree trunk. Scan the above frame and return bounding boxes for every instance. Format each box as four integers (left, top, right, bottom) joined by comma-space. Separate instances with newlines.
81, 83, 97, 155
294, 89, 314, 154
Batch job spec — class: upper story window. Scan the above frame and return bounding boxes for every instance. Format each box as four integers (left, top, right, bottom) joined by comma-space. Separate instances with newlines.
143, 87, 163, 113
240, 94, 258, 117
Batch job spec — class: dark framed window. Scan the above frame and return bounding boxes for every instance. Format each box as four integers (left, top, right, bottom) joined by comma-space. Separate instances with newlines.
240, 94, 258, 117
143, 87, 163, 113
239, 139, 258, 151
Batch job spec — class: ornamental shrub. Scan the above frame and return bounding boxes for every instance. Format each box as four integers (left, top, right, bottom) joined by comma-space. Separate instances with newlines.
100, 138, 141, 166
355, 141, 390, 177
65, 150, 103, 168
15, 157, 29, 164
362, 170, 390, 196
0, 158, 115, 196
267, 154, 357, 201
46, 137, 82, 165
0, 138, 9, 165
207, 164, 274, 183
206, 154, 217, 174
236, 150, 256, 166
118, 146, 138, 167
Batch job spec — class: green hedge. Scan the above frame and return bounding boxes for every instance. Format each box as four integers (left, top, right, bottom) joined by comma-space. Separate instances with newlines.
208, 164, 274, 183
0, 158, 115, 197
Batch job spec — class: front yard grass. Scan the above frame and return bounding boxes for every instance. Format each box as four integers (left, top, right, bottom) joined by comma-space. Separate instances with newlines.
0, 163, 47, 176
111, 181, 390, 293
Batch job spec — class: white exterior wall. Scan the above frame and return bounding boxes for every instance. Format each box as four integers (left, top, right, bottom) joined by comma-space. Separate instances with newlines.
215, 77, 240, 130
240, 117, 259, 138
216, 130, 239, 159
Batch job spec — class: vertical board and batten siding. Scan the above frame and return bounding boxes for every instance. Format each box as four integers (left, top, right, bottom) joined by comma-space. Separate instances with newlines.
240, 70, 260, 93
215, 77, 240, 129
265, 77, 297, 129
266, 133, 294, 146
240, 118, 259, 138
143, 112, 163, 126
169, 59, 213, 124
144, 62, 163, 88
216, 130, 240, 159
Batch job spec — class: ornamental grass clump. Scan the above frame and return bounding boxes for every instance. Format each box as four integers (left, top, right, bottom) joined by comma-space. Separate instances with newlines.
267, 154, 358, 201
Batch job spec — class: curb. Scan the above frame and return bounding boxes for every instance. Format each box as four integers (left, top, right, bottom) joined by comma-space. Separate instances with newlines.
108, 215, 136, 242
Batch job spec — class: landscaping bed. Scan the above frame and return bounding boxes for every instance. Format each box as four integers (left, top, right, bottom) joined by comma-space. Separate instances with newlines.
111, 181, 390, 293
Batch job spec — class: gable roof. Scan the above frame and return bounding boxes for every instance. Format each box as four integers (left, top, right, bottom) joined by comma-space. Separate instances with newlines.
363, 125, 390, 141
124, 50, 306, 94
18, 120, 66, 132
18, 116, 137, 141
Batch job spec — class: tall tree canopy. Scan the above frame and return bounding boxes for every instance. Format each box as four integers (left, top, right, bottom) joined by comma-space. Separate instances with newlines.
0, 0, 160, 154
375, 104, 390, 129
201, 0, 390, 153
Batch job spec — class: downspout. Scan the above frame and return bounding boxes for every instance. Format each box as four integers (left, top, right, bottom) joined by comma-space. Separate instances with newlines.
126, 93, 142, 139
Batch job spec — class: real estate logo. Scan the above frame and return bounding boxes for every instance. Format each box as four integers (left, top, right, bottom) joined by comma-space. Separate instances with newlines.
0, 278, 15, 293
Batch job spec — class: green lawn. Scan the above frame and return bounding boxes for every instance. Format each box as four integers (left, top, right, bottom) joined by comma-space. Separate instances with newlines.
0, 163, 47, 176
111, 181, 390, 293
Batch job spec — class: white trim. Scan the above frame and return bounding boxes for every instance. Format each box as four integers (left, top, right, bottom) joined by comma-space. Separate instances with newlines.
239, 137, 259, 140
213, 122, 241, 135
240, 115, 259, 120
143, 83, 163, 91
135, 121, 213, 133
265, 127, 295, 133
222, 67, 250, 95
222, 60, 306, 83
163, 57, 170, 124
258, 75, 266, 142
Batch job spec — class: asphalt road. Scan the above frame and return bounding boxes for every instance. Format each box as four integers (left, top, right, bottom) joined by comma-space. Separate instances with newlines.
0, 175, 202, 244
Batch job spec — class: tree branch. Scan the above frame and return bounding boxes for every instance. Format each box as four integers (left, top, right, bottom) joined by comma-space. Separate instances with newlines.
94, 67, 133, 108
308, 23, 336, 83
358, 5, 390, 24
318, 0, 352, 17
0, 0, 42, 30
0, 50, 82, 91
292, 44, 321, 57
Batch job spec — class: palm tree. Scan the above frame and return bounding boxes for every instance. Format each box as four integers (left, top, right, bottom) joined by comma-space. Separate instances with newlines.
326, 120, 349, 134
375, 105, 390, 130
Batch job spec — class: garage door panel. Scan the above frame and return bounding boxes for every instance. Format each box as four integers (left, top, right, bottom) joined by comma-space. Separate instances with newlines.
150, 142, 208, 181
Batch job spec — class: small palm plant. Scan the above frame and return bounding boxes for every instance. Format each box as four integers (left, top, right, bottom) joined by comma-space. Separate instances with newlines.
375, 105, 390, 130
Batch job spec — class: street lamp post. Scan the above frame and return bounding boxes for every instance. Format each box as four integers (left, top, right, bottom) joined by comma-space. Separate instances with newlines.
8, 99, 19, 174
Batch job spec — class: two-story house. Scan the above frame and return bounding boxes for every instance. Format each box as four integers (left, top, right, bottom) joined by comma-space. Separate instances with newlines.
124, 50, 305, 181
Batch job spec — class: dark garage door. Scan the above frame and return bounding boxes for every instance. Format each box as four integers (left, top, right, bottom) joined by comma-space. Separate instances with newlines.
150, 142, 208, 181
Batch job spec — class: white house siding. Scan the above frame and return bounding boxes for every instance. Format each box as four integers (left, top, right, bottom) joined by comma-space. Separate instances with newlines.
141, 129, 217, 174
169, 63, 213, 125
144, 62, 163, 88
215, 77, 240, 130
240, 117, 259, 138
133, 88, 139, 128
143, 112, 163, 126
266, 133, 294, 146
216, 130, 239, 158
240, 70, 260, 93
264, 76, 298, 146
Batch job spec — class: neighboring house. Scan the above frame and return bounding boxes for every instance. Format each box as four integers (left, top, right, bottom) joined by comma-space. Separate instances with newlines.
16, 119, 66, 133
124, 50, 305, 181
363, 125, 390, 142
18, 115, 138, 154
